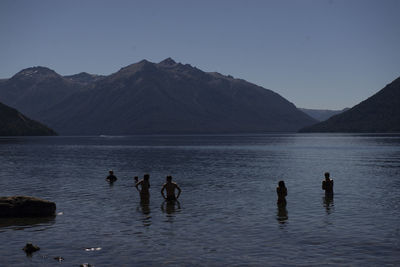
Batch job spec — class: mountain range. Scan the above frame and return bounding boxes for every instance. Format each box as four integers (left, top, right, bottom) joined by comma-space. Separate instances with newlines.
299, 108, 349, 122
0, 58, 317, 135
300, 76, 400, 132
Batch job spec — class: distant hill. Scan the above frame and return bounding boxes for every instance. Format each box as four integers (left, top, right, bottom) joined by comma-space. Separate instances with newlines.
0, 102, 56, 136
300, 76, 400, 132
299, 108, 349, 122
0, 66, 90, 123
0, 58, 316, 135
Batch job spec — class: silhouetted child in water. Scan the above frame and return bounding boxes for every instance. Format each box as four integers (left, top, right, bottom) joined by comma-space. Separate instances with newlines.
134, 176, 138, 184
106, 170, 117, 182
276, 181, 287, 206
322, 172, 334, 196
135, 174, 150, 202
161, 175, 181, 202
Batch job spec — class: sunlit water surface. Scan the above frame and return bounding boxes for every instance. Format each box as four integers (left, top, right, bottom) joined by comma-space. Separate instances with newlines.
0, 134, 399, 266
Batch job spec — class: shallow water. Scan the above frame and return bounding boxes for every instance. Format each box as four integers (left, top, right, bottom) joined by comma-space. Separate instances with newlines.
0, 134, 399, 266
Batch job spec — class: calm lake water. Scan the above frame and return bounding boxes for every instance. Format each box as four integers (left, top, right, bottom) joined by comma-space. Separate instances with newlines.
0, 134, 399, 266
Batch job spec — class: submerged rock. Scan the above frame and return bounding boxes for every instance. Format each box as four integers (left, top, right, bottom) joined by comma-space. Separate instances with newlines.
0, 196, 56, 217
54, 256, 64, 262
22, 243, 40, 254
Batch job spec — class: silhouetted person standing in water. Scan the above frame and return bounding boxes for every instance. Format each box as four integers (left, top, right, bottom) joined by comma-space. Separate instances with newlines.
161, 176, 181, 202
276, 181, 287, 206
106, 170, 117, 183
136, 174, 150, 202
322, 172, 334, 196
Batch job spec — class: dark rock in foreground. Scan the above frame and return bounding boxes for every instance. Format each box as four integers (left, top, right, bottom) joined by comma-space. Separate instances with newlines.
0, 196, 56, 217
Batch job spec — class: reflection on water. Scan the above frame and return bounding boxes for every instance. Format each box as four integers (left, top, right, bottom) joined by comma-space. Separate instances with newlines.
323, 196, 334, 214
137, 202, 151, 227
0, 216, 56, 231
161, 201, 181, 222
276, 205, 288, 225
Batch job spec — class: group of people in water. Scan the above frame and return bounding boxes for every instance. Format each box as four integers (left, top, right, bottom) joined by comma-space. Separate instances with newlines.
106, 171, 182, 203
276, 172, 334, 207
106, 170, 334, 208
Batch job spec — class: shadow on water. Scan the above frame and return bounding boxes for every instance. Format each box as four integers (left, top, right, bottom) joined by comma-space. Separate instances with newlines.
0, 216, 56, 231
276, 205, 288, 225
323, 195, 334, 214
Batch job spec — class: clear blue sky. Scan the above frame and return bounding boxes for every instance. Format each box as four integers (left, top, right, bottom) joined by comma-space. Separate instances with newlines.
1, 0, 399, 109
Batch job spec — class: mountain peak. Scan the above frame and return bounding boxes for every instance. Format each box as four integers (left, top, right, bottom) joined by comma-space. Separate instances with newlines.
158, 57, 177, 66
114, 59, 159, 78
64, 72, 104, 84
65, 72, 91, 78
138, 59, 151, 65
12, 66, 60, 80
